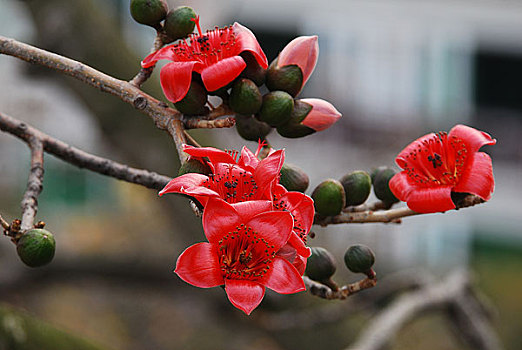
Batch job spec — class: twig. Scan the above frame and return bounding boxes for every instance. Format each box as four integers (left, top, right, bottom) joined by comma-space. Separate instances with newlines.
345, 270, 502, 350
183, 117, 236, 129
20, 138, 44, 231
129, 30, 165, 88
0, 112, 171, 191
314, 195, 485, 226
0, 215, 9, 230
304, 275, 377, 300
183, 130, 201, 148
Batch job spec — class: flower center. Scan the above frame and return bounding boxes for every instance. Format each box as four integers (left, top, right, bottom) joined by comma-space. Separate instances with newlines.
218, 224, 276, 280
169, 16, 239, 68
401, 132, 468, 187
202, 164, 259, 203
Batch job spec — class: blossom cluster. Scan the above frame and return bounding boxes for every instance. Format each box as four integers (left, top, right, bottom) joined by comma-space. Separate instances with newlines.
161, 144, 314, 314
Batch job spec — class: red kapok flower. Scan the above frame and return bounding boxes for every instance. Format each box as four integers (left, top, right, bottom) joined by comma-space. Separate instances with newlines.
299, 98, 342, 132
142, 16, 268, 103
175, 199, 305, 315
277, 35, 319, 86
159, 143, 283, 207
389, 124, 496, 213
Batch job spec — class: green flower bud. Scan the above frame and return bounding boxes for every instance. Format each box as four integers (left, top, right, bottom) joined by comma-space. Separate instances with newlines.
16, 228, 56, 268
340, 171, 372, 207
305, 247, 337, 282
235, 115, 272, 141
130, 0, 168, 27
372, 167, 399, 205
256, 91, 294, 127
312, 179, 346, 216
229, 79, 262, 115
276, 99, 315, 138
240, 52, 267, 86
266, 58, 304, 97
344, 244, 375, 274
164, 6, 197, 42
178, 158, 211, 176
174, 81, 207, 115
280, 163, 310, 193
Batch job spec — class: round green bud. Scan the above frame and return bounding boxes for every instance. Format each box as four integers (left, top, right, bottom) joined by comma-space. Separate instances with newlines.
370, 166, 388, 183
178, 158, 211, 176
344, 244, 375, 274
16, 228, 56, 268
240, 52, 267, 86
235, 115, 272, 141
372, 167, 399, 205
280, 163, 310, 193
229, 79, 262, 115
311, 179, 346, 216
305, 247, 337, 282
164, 6, 197, 42
266, 58, 304, 97
276, 99, 315, 138
256, 91, 294, 127
130, 0, 168, 27
340, 171, 372, 207
174, 81, 207, 115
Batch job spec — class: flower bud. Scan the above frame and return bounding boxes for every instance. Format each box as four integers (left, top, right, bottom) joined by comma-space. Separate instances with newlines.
340, 171, 371, 207
276, 99, 315, 138
256, 91, 294, 127
266, 59, 303, 97
164, 6, 197, 42
344, 244, 375, 275
280, 163, 310, 193
235, 115, 272, 141
372, 167, 399, 205
312, 179, 346, 216
229, 79, 262, 115
305, 247, 337, 282
130, 0, 168, 27
240, 52, 267, 86
174, 81, 207, 115
16, 228, 56, 268
298, 98, 342, 132
178, 158, 211, 176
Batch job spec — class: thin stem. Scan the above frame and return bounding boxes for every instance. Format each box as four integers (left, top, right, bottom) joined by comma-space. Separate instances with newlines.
304, 276, 377, 300
20, 138, 44, 231
129, 29, 165, 88
0, 214, 10, 230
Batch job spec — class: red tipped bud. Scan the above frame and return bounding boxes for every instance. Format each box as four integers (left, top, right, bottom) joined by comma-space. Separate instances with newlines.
299, 98, 341, 132
277, 35, 319, 87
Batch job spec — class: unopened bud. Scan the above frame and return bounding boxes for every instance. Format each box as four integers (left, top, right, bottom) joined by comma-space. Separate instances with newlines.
256, 91, 294, 127
235, 115, 272, 141
372, 167, 399, 205
16, 228, 56, 268
340, 171, 371, 207
280, 163, 310, 193
305, 247, 337, 282
130, 0, 168, 27
164, 6, 196, 42
312, 179, 346, 216
229, 79, 262, 115
178, 158, 211, 176
240, 52, 267, 86
266, 59, 303, 97
276, 99, 315, 138
344, 244, 375, 276
174, 81, 207, 115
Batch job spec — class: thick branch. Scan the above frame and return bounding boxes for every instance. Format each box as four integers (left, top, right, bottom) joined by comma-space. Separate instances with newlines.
20, 138, 44, 231
345, 270, 502, 350
0, 112, 171, 191
304, 276, 377, 300
183, 116, 236, 129
314, 195, 485, 226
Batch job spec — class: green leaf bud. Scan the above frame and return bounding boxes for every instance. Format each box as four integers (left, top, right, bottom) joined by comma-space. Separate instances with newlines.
305, 247, 337, 282
229, 79, 262, 115
256, 91, 294, 127
312, 179, 346, 216
235, 115, 272, 142
16, 228, 56, 268
164, 6, 197, 42
340, 171, 372, 207
344, 244, 375, 275
280, 163, 310, 193
130, 0, 168, 27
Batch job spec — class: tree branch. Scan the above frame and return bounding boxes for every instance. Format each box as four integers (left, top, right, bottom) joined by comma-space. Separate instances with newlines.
304, 275, 377, 300
20, 137, 44, 231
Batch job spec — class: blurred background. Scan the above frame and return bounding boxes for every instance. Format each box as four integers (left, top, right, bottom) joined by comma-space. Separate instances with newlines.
0, 0, 521, 349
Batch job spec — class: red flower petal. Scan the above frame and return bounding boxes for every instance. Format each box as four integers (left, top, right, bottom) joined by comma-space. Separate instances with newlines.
237, 146, 259, 171
183, 145, 237, 164
300, 98, 342, 132
159, 173, 210, 196
278, 191, 315, 234
260, 257, 306, 294
160, 61, 198, 103
277, 36, 319, 85
246, 211, 293, 251
404, 186, 455, 213
293, 255, 307, 275
201, 56, 247, 92
395, 133, 438, 169
141, 46, 176, 68
254, 149, 285, 194
389, 171, 416, 202
174, 242, 224, 288
231, 200, 273, 221
233, 22, 268, 69
287, 232, 312, 258
225, 279, 265, 315
448, 124, 496, 153
202, 198, 241, 243
453, 152, 495, 201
